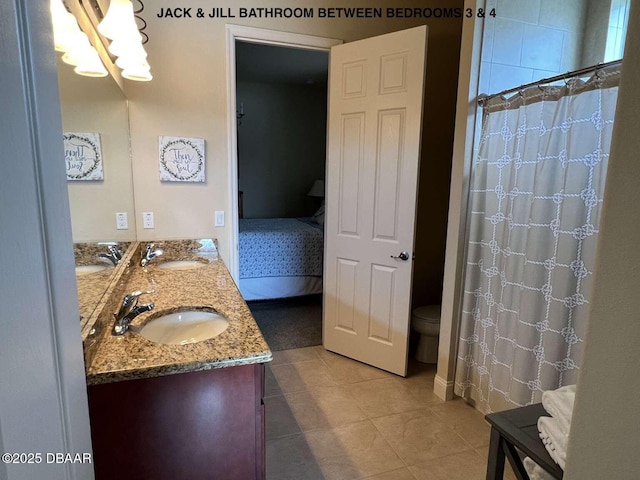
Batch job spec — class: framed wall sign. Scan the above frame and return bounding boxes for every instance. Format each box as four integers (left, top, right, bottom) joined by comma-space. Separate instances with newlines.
159, 136, 206, 182
64, 132, 103, 181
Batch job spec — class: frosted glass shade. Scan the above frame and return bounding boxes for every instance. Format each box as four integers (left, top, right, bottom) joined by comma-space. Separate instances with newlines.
50, 0, 82, 52
122, 64, 153, 82
97, 0, 135, 40
74, 47, 108, 77
60, 32, 92, 65
113, 40, 147, 69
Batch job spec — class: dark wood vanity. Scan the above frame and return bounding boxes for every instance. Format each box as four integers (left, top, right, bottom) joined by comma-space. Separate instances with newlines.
83, 240, 271, 480
88, 363, 265, 480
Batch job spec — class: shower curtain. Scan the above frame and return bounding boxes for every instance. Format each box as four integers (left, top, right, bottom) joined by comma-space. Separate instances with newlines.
455, 68, 620, 414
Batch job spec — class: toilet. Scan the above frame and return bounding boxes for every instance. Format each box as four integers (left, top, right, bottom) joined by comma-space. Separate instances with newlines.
411, 305, 441, 364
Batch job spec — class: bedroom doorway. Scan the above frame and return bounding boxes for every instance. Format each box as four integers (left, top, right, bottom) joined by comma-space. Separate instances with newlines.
225, 25, 341, 280
227, 26, 340, 351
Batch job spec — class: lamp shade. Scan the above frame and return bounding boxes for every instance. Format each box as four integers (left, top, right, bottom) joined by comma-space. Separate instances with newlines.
307, 180, 325, 197
60, 31, 91, 65
50, 0, 81, 52
97, 0, 135, 40
122, 64, 153, 81
74, 47, 108, 77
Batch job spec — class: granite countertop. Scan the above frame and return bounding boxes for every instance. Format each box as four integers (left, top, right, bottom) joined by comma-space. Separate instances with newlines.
86, 239, 272, 385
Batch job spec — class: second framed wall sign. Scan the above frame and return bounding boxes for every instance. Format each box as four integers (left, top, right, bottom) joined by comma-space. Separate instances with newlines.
159, 136, 206, 182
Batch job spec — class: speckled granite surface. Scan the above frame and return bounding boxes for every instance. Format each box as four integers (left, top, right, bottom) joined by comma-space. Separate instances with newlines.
85, 239, 272, 385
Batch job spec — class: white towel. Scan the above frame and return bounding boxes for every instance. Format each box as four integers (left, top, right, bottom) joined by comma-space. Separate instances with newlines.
537, 416, 567, 470
541, 384, 576, 436
524, 456, 556, 480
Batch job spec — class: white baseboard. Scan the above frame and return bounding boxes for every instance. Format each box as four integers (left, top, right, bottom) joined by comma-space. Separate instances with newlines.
434, 374, 455, 401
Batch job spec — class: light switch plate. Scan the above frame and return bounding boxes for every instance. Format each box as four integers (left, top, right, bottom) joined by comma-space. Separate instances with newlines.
214, 210, 224, 227
116, 212, 128, 230
143, 212, 154, 229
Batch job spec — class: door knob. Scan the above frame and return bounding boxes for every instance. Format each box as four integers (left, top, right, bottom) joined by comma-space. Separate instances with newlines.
390, 251, 410, 261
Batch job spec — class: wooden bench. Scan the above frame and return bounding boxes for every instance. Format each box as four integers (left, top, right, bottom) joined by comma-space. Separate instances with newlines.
485, 403, 564, 480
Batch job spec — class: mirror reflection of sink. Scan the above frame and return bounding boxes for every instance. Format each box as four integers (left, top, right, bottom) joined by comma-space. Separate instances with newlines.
75, 265, 110, 276
140, 310, 229, 345
157, 260, 207, 271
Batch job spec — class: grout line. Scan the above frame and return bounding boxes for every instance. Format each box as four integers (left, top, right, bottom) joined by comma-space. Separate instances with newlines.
368, 416, 410, 472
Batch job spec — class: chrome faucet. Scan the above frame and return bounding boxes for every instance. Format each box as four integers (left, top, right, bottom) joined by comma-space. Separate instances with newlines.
98, 245, 123, 266
141, 243, 163, 267
112, 290, 154, 335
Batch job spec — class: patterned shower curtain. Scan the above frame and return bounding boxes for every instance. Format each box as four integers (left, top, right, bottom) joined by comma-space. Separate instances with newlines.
455, 68, 620, 414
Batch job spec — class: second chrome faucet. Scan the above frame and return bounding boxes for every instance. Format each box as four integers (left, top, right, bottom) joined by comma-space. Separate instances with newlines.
141, 243, 163, 267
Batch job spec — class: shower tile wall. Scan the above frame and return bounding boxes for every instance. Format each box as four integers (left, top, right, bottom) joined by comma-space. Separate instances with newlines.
480, 0, 588, 94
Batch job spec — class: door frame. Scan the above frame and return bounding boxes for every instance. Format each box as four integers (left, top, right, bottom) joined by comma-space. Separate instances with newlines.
225, 25, 342, 281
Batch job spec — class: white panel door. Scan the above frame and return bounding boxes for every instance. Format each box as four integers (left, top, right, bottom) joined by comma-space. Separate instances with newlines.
324, 26, 427, 376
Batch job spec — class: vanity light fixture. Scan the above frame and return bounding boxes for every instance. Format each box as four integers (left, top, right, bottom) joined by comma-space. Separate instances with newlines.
50, 0, 108, 77
98, 0, 152, 81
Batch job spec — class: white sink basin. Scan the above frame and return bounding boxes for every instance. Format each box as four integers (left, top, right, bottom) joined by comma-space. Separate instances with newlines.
140, 310, 229, 345
157, 260, 207, 271
75, 265, 109, 276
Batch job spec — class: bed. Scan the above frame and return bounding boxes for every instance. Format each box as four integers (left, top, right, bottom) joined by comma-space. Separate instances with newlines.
238, 218, 324, 301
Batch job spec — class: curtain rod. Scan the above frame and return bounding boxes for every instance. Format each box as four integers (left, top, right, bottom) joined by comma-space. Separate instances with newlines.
478, 59, 623, 105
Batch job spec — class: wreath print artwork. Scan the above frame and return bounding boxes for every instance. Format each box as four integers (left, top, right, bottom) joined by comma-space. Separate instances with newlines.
159, 136, 206, 182
64, 132, 103, 181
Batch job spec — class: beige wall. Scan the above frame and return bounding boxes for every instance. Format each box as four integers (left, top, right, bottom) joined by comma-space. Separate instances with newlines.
59, 60, 136, 243
565, 1, 640, 476
125, 0, 464, 304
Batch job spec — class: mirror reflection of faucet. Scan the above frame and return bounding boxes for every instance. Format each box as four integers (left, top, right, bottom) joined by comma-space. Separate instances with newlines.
112, 290, 155, 336
141, 243, 164, 267
98, 245, 123, 266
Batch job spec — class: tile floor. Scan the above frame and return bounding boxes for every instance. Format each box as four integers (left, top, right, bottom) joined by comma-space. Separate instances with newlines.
264, 346, 518, 480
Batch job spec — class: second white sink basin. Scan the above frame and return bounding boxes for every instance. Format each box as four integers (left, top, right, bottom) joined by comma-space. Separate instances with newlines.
140, 310, 229, 345
157, 260, 207, 270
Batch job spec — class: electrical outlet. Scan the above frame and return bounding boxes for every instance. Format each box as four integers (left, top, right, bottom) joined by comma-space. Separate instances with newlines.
214, 210, 225, 227
143, 212, 154, 229
116, 212, 128, 230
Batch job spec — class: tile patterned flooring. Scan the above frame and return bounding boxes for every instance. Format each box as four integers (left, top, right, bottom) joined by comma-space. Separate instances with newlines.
265, 346, 518, 480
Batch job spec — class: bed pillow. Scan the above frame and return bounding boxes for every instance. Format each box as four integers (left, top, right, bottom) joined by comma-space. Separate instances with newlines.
312, 202, 325, 226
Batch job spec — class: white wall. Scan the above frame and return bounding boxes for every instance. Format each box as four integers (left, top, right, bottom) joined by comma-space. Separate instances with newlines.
565, 1, 640, 476
237, 81, 326, 219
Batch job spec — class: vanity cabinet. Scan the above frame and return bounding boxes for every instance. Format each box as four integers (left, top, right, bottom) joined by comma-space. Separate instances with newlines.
87, 363, 265, 480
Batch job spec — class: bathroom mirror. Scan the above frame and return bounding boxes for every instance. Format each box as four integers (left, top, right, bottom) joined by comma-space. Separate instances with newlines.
56, 57, 137, 326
